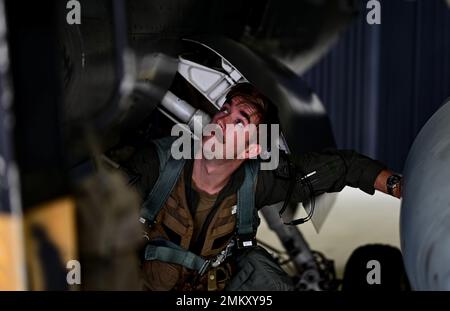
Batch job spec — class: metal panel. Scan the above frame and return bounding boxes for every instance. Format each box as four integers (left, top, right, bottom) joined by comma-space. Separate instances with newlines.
401, 99, 450, 290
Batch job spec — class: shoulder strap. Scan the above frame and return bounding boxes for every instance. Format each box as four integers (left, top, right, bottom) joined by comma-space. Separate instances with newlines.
139, 136, 185, 226
236, 160, 260, 248
153, 136, 179, 170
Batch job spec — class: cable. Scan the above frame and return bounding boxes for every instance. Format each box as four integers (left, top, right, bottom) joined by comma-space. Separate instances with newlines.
279, 159, 316, 226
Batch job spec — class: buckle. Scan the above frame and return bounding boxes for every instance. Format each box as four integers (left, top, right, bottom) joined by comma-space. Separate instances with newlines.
236, 234, 256, 249
211, 239, 235, 268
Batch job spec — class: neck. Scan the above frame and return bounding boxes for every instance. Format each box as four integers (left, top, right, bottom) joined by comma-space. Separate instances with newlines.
192, 157, 244, 195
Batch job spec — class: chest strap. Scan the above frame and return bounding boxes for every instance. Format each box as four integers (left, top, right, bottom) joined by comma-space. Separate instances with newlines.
145, 239, 210, 275
145, 238, 235, 276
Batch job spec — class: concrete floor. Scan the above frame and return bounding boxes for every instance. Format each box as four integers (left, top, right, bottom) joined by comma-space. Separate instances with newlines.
256, 187, 401, 278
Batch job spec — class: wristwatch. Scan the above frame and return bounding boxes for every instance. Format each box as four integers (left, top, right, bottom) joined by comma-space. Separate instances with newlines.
386, 174, 402, 195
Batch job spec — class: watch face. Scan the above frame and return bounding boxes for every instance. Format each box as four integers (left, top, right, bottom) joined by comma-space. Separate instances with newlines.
387, 175, 402, 194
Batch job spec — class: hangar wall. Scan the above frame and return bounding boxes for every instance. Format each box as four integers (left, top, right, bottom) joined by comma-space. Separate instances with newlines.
302, 0, 450, 172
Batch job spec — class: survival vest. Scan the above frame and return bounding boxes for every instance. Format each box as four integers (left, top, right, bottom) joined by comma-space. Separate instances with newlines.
139, 136, 260, 277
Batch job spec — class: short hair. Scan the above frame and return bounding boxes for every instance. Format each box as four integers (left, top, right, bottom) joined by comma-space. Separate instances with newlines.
225, 83, 270, 123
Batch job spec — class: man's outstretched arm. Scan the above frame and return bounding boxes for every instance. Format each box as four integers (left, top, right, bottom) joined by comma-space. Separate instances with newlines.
256, 150, 402, 208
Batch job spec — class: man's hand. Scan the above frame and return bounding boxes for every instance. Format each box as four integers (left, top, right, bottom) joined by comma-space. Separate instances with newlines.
374, 169, 402, 198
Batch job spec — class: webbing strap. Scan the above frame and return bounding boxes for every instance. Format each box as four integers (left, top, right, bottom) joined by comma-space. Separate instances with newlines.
236, 160, 259, 247
144, 239, 208, 273
140, 137, 185, 225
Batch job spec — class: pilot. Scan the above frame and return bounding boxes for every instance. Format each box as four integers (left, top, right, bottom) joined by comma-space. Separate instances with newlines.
115, 82, 402, 291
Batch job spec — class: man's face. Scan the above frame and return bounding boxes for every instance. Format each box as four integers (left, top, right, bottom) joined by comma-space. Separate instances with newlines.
203, 95, 263, 160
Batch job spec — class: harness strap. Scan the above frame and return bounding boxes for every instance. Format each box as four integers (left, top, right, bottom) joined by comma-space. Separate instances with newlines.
145, 239, 210, 275
145, 238, 236, 276
139, 137, 185, 226
236, 160, 259, 248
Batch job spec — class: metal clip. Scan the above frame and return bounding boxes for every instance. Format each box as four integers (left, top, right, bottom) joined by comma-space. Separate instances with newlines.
198, 260, 211, 276
211, 240, 235, 267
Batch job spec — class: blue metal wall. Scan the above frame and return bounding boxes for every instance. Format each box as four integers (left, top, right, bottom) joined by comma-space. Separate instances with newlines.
303, 0, 450, 172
